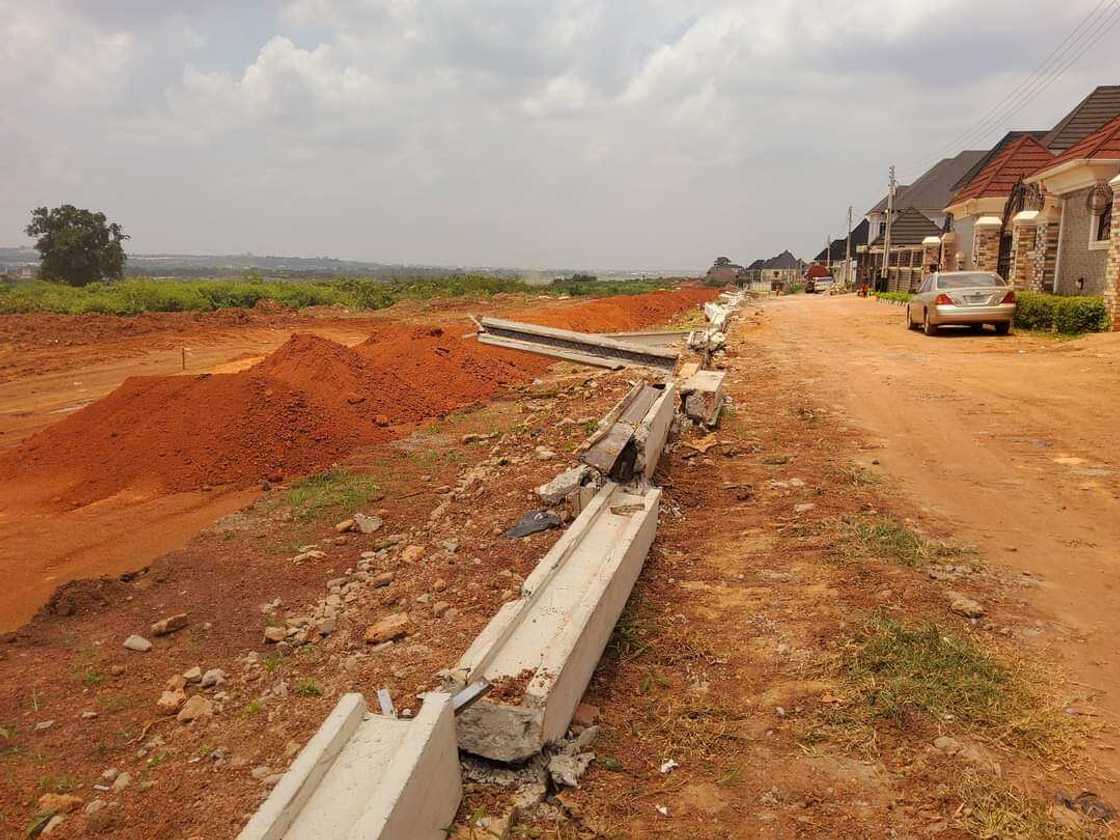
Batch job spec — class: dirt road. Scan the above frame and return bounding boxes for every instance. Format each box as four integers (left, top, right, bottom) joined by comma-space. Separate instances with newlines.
762, 293, 1120, 752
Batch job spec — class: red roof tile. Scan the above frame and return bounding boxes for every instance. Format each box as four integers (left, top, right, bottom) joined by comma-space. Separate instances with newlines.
1035, 114, 1120, 175
951, 136, 1054, 203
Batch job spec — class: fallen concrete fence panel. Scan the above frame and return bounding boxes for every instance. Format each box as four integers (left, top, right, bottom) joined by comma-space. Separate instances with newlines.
478, 317, 679, 371
447, 482, 661, 762
237, 692, 460, 840
581, 382, 676, 480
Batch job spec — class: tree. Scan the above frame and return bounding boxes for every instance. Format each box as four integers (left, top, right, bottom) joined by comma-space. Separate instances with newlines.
714, 256, 732, 266
25, 205, 129, 286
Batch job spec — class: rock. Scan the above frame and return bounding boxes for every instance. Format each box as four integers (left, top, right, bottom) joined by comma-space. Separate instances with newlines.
34, 720, 54, 732
401, 545, 425, 564
201, 668, 227, 689
432, 578, 448, 592
178, 695, 214, 723
151, 613, 189, 637
110, 665, 125, 676
432, 601, 451, 618
372, 572, 394, 588
364, 613, 415, 644
123, 635, 152, 652
100, 768, 119, 782
534, 447, 556, 461
318, 618, 337, 636
549, 752, 594, 788
183, 666, 203, 683
374, 415, 390, 427
947, 591, 985, 619
794, 503, 816, 514
166, 674, 187, 691
263, 626, 287, 643
250, 765, 274, 781
80, 711, 98, 720
84, 799, 106, 816
38, 793, 82, 813
157, 689, 187, 715
444, 608, 460, 622
111, 772, 132, 792
335, 518, 355, 533
536, 465, 593, 505
293, 550, 327, 563
572, 703, 600, 728
41, 815, 65, 835
353, 513, 383, 534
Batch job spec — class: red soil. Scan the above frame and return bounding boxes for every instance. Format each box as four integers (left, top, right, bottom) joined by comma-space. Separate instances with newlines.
0, 287, 714, 510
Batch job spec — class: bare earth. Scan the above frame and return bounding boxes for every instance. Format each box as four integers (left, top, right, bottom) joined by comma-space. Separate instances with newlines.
765, 294, 1120, 760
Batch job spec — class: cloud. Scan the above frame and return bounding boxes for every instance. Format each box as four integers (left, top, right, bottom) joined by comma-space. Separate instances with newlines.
2, 1, 1118, 269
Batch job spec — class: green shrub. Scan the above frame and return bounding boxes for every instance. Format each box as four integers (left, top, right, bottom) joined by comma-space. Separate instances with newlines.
1015, 292, 1108, 334
873, 291, 912, 304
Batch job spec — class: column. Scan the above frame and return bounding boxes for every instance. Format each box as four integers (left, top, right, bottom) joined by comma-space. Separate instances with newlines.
1105, 175, 1120, 330
941, 231, 960, 272
1009, 210, 1039, 290
921, 236, 941, 282
973, 216, 1002, 274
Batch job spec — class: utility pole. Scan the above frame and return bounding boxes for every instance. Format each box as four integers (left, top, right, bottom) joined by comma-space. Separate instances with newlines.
880, 165, 896, 288
826, 236, 832, 270
845, 205, 853, 287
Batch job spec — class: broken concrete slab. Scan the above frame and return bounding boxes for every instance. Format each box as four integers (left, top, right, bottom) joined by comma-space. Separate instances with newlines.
536, 465, 595, 506
477, 318, 679, 372
580, 382, 676, 481
446, 482, 660, 762
238, 693, 461, 840
680, 370, 726, 427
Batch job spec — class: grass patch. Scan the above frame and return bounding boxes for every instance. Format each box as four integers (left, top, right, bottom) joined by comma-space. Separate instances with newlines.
295, 678, 323, 698
959, 773, 1101, 839
816, 616, 1077, 760
286, 469, 380, 523
0, 275, 674, 316
845, 515, 967, 568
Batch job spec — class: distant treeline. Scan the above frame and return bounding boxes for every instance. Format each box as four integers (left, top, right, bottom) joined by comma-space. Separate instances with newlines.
0, 274, 674, 316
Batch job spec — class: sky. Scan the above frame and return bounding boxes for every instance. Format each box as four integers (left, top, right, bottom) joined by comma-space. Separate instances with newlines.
2, 1, 1119, 272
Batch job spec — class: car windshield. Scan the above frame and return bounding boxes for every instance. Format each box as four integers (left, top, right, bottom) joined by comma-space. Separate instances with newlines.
937, 273, 1006, 289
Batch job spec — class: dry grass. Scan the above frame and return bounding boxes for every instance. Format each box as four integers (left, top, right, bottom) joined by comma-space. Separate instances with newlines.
959, 773, 1106, 840
843, 515, 973, 568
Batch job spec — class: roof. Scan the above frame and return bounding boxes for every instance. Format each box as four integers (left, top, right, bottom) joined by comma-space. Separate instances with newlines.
814, 219, 870, 261
1035, 113, 1120, 175
746, 258, 765, 271
951, 131, 1048, 191
869, 150, 987, 214
805, 263, 831, 279
761, 250, 802, 270
951, 136, 1054, 203
1043, 86, 1120, 152
869, 208, 943, 247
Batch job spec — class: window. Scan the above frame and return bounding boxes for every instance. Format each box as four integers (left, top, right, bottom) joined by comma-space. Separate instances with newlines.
1095, 200, 1113, 244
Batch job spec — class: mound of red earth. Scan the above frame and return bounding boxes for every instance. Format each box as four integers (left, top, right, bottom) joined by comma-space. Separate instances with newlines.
0, 287, 717, 509
517, 287, 716, 333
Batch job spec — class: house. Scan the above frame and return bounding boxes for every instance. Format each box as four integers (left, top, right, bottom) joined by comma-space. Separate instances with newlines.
705, 258, 746, 285
864, 207, 944, 292
758, 250, 805, 287
942, 135, 1055, 273
741, 258, 766, 285
1021, 114, 1119, 323
866, 150, 987, 244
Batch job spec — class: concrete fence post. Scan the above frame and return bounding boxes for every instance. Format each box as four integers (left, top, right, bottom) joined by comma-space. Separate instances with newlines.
1105, 175, 1120, 330
1009, 210, 1039, 290
941, 231, 960, 272
921, 236, 942, 281
973, 216, 1003, 274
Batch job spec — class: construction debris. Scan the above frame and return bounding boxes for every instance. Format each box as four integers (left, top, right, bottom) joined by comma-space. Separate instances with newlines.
580, 382, 676, 481
237, 693, 461, 840
680, 370, 726, 427
503, 510, 563, 539
476, 317, 679, 372
446, 482, 660, 762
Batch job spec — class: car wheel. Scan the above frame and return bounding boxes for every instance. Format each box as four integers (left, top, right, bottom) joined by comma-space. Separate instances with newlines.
969, 323, 984, 334
905, 306, 915, 329
994, 321, 1011, 336
923, 308, 939, 336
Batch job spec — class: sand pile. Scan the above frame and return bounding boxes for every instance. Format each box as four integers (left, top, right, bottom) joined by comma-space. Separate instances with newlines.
1, 287, 714, 508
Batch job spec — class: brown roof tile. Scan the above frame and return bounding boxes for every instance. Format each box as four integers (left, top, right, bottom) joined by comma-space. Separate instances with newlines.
1036, 113, 1120, 175
951, 136, 1054, 203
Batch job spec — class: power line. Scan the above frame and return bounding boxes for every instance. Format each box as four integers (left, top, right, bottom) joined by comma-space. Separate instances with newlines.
910, 0, 1119, 176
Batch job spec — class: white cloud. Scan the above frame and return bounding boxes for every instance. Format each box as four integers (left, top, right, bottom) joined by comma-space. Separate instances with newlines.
2, 0, 1119, 269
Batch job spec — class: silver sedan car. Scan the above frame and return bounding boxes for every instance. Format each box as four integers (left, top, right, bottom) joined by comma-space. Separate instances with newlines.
906, 271, 1016, 336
